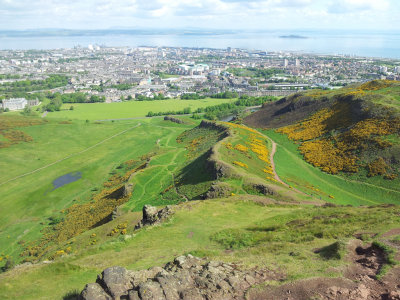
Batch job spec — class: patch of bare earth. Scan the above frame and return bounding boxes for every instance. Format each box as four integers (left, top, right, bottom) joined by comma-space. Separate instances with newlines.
247, 239, 400, 300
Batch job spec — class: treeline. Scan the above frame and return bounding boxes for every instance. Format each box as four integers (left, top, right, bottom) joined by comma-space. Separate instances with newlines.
146, 95, 277, 119
43, 92, 105, 112
227, 67, 284, 78
0, 75, 69, 94
147, 107, 191, 117
136, 93, 167, 101
180, 91, 238, 100
209, 91, 238, 99
0, 74, 21, 80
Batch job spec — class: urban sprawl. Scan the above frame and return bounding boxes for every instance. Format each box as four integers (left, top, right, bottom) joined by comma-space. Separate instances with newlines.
1, 45, 400, 111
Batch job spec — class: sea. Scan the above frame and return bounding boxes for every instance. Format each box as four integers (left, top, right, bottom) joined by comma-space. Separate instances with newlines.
0, 29, 399, 59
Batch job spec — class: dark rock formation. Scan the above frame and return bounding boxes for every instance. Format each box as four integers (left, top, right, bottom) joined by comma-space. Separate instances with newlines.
80, 255, 274, 300
205, 182, 233, 199
123, 183, 134, 198
164, 116, 184, 124
134, 205, 173, 230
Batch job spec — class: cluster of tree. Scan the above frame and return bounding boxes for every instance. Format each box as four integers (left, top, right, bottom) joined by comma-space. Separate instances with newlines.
110, 83, 136, 90
0, 74, 69, 94
210, 91, 238, 99
48, 92, 105, 104
146, 95, 277, 120
180, 93, 206, 100
235, 95, 276, 106
0, 74, 21, 80
43, 92, 105, 112
146, 107, 191, 117
227, 67, 284, 78
136, 93, 167, 101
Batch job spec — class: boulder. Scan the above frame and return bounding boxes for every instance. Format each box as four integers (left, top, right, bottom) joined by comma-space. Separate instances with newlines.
80, 283, 112, 300
135, 205, 173, 229
96, 266, 132, 299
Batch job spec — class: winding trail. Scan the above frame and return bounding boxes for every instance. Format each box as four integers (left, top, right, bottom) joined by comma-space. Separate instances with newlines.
259, 130, 309, 197
269, 141, 288, 187
0, 123, 142, 187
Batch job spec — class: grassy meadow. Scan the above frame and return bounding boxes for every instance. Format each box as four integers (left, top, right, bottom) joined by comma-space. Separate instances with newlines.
0, 115, 195, 265
45, 98, 236, 120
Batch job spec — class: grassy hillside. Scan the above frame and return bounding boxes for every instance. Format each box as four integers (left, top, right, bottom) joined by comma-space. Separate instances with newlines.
244, 80, 400, 205
44, 98, 236, 120
2, 82, 400, 300
0, 115, 195, 266
1, 197, 399, 299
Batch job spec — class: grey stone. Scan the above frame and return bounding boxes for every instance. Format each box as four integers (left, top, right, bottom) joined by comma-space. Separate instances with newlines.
97, 266, 132, 299
80, 283, 112, 300
138, 281, 165, 300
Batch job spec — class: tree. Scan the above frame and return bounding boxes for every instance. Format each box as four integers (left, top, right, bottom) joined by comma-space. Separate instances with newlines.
127, 95, 133, 100
120, 95, 125, 101
69, 106, 74, 110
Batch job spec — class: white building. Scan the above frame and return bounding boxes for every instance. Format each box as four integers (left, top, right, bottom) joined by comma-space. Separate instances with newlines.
2, 98, 28, 111
379, 66, 388, 73
394, 66, 400, 74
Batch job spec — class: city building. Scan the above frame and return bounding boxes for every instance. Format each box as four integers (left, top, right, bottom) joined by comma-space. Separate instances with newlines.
2, 98, 28, 110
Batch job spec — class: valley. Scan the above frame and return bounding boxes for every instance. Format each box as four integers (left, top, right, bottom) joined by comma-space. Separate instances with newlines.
1, 80, 400, 299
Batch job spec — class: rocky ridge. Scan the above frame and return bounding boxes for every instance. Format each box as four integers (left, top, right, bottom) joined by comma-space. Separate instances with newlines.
80, 255, 276, 300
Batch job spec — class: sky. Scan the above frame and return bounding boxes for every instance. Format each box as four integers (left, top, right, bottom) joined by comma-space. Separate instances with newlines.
0, 0, 399, 31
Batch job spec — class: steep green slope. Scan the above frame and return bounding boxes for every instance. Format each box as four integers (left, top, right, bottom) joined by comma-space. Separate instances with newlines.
244, 80, 400, 204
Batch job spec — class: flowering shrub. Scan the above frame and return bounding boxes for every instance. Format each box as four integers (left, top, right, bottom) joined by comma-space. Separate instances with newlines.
234, 144, 248, 153
278, 100, 400, 175
233, 161, 248, 168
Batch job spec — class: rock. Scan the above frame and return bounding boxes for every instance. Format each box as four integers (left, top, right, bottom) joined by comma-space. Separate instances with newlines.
388, 291, 400, 300
135, 205, 173, 229
80, 283, 112, 300
156, 275, 180, 300
138, 281, 165, 300
97, 266, 132, 299
164, 116, 184, 124
251, 184, 276, 196
123, 183, 134, 197
80, 255, 269, 300
205, 182, 232, 199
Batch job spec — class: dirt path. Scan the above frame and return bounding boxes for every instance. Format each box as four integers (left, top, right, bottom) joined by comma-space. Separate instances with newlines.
0, 123, 142, 187
270, 141, 288, 187
259, 131, 308, 197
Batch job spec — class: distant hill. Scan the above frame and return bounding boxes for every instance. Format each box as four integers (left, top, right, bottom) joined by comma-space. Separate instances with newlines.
245, 80, 400, 178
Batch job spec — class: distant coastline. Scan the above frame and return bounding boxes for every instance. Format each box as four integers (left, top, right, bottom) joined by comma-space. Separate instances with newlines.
0, 29, 399, 59
279, 34, 308, 39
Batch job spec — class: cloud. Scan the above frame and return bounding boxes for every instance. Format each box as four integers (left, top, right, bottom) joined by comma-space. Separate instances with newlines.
328, 0, 389, 14
0, 0, 397, 30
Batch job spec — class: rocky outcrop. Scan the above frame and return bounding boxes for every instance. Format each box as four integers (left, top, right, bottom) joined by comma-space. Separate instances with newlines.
134, 205, 173, 230
164, 116, 184, 124
205, 182, 233, 199
80, 255, 275, 300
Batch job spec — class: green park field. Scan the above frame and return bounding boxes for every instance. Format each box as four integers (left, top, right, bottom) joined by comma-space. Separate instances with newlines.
45, 98, 236, 120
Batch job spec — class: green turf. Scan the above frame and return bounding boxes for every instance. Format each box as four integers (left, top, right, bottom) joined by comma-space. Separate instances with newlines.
264, 130, 400, 205
0, 116, 193, 263
1, 198, 399, 299
44, 98, 236, 120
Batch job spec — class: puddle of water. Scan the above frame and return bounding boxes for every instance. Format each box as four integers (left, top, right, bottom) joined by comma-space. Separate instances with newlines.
52, 171, 82, 190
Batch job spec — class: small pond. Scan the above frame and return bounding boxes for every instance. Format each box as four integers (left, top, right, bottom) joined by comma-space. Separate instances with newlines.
52, 171, 82, 190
